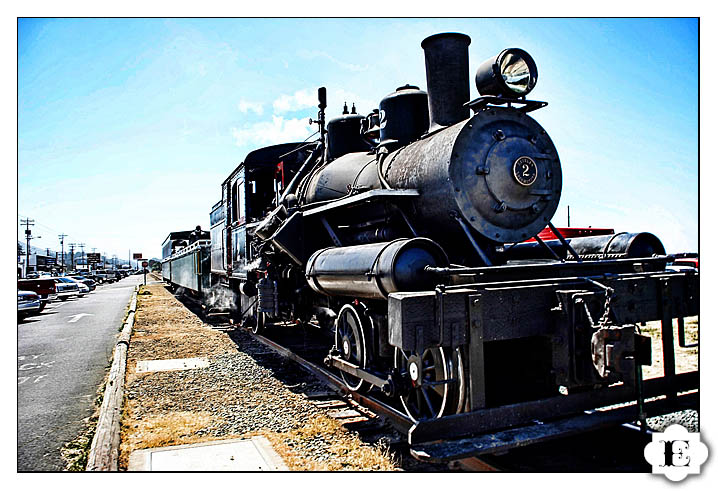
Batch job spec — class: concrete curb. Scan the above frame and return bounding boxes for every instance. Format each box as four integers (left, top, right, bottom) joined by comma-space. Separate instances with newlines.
86, 285, 139, 471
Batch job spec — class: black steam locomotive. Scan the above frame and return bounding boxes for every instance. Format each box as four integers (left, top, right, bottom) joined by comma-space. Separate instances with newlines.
162, 33, 698, 461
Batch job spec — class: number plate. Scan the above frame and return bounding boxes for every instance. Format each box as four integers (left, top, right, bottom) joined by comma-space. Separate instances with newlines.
513, 156, 538, 186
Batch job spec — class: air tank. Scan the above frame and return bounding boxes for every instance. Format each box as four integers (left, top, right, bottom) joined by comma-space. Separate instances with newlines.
305, 238, 449, 299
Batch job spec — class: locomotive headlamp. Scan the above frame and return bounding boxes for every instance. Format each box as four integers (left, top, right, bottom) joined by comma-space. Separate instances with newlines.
475, 48, 538, 98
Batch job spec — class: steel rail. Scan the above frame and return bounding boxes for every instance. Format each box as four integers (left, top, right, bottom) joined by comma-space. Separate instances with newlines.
251, 330, 414, 434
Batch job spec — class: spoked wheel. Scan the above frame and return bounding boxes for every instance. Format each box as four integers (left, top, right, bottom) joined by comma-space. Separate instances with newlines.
394, 346, 465, 422
334, 304, 368, 392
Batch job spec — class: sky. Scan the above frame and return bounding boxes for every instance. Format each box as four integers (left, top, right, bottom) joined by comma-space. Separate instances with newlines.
17, 18, 699, 260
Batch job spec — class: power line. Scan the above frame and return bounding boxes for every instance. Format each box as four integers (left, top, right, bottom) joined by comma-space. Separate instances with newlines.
18, 213, 139, 263
18, 214, 87, 251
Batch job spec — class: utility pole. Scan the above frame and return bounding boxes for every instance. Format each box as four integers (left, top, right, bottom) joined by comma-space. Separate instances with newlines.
567, 205, 571, 227
21, 218, 35, 278
69, 243, 77, 272
79, 243, 86, 271
58, 234, 67, 273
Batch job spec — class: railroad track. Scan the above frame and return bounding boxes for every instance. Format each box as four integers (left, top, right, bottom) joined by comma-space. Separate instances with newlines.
174, 290, 655, 472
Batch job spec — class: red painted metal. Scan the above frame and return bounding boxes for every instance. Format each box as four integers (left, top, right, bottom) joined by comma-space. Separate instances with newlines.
527, 226, 615, 242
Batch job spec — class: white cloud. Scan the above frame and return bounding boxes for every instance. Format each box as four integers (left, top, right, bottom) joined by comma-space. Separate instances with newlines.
231, 116, 313, 147
273, 89, 317, 114
237, 100, 264, 115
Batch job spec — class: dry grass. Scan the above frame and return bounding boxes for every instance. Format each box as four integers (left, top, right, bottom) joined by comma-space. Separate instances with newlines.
129, 284, 235, 362
642, 316, 698, 379
254, 415, 397, 471
121, 411, 218, 452
119, 283, 398, 471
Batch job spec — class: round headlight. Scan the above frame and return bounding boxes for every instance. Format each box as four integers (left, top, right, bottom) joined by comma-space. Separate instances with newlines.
475, 48, 538, 98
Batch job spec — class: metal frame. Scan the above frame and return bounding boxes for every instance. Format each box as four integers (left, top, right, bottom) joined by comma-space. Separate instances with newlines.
384, 265, 699, 460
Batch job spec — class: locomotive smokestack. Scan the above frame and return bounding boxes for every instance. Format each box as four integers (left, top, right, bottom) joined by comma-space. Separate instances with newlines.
421, 32, 471, 130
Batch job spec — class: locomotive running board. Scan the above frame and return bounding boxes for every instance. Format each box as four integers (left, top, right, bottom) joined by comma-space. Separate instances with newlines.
409, 390, 698, 463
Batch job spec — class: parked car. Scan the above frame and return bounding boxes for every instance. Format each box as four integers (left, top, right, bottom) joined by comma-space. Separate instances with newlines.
50, 277, 81, 300
17, 278, 57, 307
18, 290, 43, 320
70, 276, 97, 291
81, 273, 101, 284
59, 277, 89, 296
95, 270, 116, 284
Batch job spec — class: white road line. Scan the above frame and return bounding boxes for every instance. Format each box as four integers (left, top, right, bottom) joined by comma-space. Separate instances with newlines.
67, 313, 94, 323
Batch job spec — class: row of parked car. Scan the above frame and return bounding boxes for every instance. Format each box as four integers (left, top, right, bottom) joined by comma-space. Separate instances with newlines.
17, 269, 137, 321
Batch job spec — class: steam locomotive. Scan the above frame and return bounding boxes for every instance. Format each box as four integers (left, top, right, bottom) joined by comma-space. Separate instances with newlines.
162, 33, 698, 461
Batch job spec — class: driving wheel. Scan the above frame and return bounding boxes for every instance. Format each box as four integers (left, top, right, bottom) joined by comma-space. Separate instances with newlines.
334, 304, 368, 392
394, 346, 465, 422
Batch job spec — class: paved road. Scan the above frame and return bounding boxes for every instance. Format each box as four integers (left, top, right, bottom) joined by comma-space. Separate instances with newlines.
17, 274, 145, 471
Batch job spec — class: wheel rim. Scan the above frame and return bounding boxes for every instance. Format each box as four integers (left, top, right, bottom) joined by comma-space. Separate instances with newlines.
448, 347, 466, 416
251, 305, 265, 334
335, 305, 367, 391
394, 346, 460, 422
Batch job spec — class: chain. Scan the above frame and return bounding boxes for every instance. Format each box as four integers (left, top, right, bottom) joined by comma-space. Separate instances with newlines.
598, 287, 614, 327
581, 277, 615, 328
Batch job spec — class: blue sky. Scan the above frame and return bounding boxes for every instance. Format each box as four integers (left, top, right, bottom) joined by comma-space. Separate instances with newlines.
17, 18, 698, 259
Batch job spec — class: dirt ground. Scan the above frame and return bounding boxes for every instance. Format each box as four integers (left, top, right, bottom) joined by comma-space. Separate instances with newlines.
642, 316, 698, 379
119, 284, 396, 471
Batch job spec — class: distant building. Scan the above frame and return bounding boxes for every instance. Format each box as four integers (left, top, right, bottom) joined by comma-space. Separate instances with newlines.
17, 253, 57, 278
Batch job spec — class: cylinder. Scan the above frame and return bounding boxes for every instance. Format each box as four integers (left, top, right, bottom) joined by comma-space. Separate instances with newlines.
305, 238, 449, 299
421, 32, 471, 130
